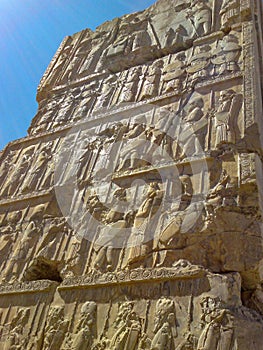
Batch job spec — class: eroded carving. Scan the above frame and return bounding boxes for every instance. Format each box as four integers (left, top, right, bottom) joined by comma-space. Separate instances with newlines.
43, 306, 69, 350
0, 1, 263, 349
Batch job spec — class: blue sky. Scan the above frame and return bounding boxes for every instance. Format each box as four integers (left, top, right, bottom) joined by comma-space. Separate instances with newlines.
0, 0, 155, 151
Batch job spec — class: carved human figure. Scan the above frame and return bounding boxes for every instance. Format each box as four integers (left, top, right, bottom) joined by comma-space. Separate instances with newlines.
71, 302, 97, 350
106, 22, 133, 58
55, 134, 80, 185
164, 24, 189, 52
197, 298, 235, 350
29, 94, 66, 134
127, 182, 163, 267
147, 109, 174, 160
79, 31, 111, 75
93, 188, 128, 271
43, 306, 69, 350
62, 235, 88, 277
3, 220, 41, 282
131, 19, 153, 53
36, 218, 68, 260
179, 98, 207, 158
136, 182, 162, 220
61, 37, 92, 82
0, 150, 17, 185
186, 0, 212, 37
162, 52, 187, 94
53, 94, 74, 127
39, 156, 55, 190
20, 143, 53, 194
0, 210, 22, 236
213, 90, 242, 147
220, 0, 240, 31
154, 202, 200, 269
118, 67, 142, 104
205, 171, 230, 219
141, 60, 163, 100
212, 34, 241, 76
73, 83, 98, 121
110, 302, 142, 350
75, 137, 103, 188
6, 308, 30, 350
151, 298, 177, 350
84, 193, 106, 221
187, 45, 212, 86
0, 233, 15, 279
0, 148, 34, 198
94, 75, 118, 110
106, 17, 153, 63
44, 44, 73, 86
179, 175, 193, 209
99, 122, 130, 149
34, 101, 57, 133
116, 116, 149, 172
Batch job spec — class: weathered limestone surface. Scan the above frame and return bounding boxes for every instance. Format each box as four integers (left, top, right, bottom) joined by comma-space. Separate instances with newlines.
0, 0, 263, 348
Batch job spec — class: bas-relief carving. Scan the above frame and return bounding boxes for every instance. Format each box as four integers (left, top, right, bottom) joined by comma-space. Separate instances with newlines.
104, 15, 158, 72
60, 36, 93, 83
186, 0, 212, 37
28, 98, 59, 135
43, 306, 69, 350
0, 149, 19, 190
0, 300, 54, 350
220, 0, 241, 31
33, 217, 69, 262
0, 97, 245, 279
78, 28, 117, 76
197, 297, 236, 350
28, 27, 244, 134
44, 40, 74, 87
44, 268, 245, 349
53, 88, 83, 128
2, 220, 42, 283
118, 66, 143, 104
1, 307, 31, 349
211, 33, 242, 77
0, 146, 35, 198
94, 75, 118, 112
162, 52, 187, 95
212, 89, 243, 148
19, 142, 53, 195
37, 0, 244, 96
33, 32, 242, 132
151, 297, 178, 349
1, 1, 263, 349
65, 301, 97, 350
204, 170, 237, 220
91, 189, 129, 272
140, 60, 164, 101
40, 26, 116, 92
108, 301, 145, 350
0, 142, 57, 198
43, 92, 244, 272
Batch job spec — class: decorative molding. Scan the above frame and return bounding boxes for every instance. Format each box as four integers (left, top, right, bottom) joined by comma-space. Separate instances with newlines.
0, 280, 58, 295
0, 190, 53, 207
243, 22, 257, 129
60, 266, 207, 290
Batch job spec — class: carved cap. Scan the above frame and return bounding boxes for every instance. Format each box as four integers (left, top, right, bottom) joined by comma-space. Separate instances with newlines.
81, 301, 97, 314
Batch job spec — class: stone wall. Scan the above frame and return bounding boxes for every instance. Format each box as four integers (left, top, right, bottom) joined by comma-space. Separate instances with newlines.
0, 0, 263, 348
